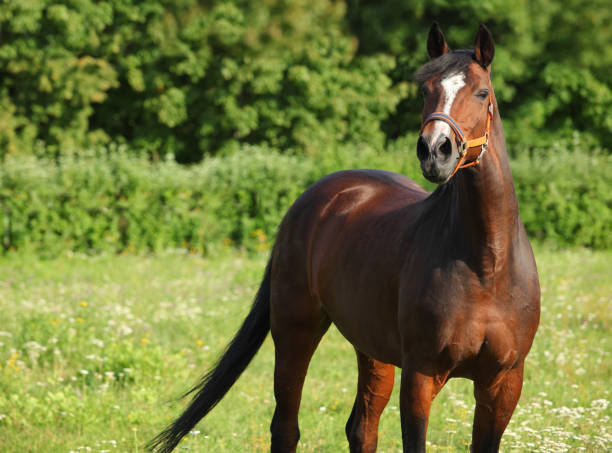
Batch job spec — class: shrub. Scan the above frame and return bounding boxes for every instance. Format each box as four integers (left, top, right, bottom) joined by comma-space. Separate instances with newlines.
512, 138, 612, 248
0, 142, 609, 257
0, 147, 317, 255
0, 0, 402, 162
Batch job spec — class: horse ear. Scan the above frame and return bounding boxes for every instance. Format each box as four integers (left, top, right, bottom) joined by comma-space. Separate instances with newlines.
427, 22, 450, 59
474, 24, 495, 68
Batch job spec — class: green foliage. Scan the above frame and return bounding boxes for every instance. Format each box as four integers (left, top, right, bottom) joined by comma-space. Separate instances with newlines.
0, 143, 428, 255
0, 1, 609, 157
0, 0, 402, 161
0, 0, 118, 155
512, 137, 612, 248
0, 147, 311, 255
1, 143, 609, 256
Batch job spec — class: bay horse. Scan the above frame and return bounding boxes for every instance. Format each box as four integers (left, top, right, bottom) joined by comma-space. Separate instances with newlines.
150, 23, 540, 453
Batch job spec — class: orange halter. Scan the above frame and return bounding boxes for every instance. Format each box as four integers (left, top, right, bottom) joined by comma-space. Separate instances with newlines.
420, 95, 493, 180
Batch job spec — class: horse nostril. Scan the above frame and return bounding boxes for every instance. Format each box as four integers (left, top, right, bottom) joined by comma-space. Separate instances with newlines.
417, 136, 430, 160
438, 137, 452, 156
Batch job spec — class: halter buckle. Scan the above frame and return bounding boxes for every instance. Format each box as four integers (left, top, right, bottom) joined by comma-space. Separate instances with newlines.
458, 141, 467, 157
475, 136, 489, 164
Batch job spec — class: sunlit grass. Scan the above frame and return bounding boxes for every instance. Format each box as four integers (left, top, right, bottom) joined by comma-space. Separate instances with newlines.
0, 246, 609, 452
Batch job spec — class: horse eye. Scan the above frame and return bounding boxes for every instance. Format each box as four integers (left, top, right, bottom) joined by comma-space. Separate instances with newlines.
476, 90, 489, 99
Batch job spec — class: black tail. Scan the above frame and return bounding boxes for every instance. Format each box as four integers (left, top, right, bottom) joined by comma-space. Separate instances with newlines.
148, 260, 272, 453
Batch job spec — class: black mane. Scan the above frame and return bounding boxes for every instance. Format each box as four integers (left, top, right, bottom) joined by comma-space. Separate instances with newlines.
415, 50, 475, 85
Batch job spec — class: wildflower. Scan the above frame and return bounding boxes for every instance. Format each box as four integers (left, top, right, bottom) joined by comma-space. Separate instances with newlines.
90, 338, 104, 348
80, 301, 88, 307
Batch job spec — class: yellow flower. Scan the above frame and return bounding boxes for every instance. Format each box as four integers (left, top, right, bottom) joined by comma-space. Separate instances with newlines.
76, 317, 84, 323
196, 339, 203, 347
80, 301, 88, 307
141, 338, 150, 343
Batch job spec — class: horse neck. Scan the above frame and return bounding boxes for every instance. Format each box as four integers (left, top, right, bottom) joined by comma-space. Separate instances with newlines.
424, 110, 519, 276
457, 110, 519, 273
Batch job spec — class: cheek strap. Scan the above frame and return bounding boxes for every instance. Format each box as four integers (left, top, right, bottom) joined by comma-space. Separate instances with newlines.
419, 96, 493, 180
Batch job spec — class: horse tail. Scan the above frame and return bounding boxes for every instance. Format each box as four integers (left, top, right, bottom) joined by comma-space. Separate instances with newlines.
148, 260, 272, 453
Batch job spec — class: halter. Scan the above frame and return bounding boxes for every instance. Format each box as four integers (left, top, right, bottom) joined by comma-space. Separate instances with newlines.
420, 95, 493, 181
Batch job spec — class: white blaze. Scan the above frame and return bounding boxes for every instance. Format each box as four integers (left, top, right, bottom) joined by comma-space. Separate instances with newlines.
430, 73, 466, 145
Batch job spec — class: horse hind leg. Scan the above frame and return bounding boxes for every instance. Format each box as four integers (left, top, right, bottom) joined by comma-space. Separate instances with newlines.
346, 350, 395, 453
269, 290, 330, 453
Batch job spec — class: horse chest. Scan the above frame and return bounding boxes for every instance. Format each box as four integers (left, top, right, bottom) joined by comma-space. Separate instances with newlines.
443, 313, 519, 370
402, 275, 522, 372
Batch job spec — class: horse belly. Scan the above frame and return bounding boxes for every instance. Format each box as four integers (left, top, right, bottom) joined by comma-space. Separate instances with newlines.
311, 226, 405, 366
322, 284, 403, 366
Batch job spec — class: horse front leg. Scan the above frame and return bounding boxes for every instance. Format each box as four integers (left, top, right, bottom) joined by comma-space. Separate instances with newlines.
471, 362, 524, 453
399, 368, 448, 453
345, 350, 395, 453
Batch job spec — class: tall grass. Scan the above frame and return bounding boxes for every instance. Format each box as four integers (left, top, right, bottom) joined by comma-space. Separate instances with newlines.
0, 246, 609, 452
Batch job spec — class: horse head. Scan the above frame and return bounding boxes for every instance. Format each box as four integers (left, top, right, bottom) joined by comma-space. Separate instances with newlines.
416, 23, 496, 184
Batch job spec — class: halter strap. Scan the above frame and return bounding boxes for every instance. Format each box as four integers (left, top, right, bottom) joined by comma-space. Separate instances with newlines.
420, 96, 493, 181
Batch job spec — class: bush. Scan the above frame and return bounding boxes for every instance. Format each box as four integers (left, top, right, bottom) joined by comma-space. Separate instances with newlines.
512, 138, 612, 248
0, 0, 402, 162
0, 142, 609, 257
0, 147, 309, 255
0, 142, 426, 256
1, 1, 610, 159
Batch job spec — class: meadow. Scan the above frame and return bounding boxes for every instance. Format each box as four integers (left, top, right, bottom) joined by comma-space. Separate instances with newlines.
0, 245, 610, 452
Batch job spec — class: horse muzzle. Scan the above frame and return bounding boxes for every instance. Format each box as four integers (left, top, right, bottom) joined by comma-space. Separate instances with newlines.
416, 134, 458, 184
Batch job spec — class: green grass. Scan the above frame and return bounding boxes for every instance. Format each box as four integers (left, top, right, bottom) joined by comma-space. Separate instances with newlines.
0, 246, 610, 452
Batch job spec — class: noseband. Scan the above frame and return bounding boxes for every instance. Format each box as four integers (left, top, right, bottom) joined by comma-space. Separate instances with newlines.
420, 95, 493, 180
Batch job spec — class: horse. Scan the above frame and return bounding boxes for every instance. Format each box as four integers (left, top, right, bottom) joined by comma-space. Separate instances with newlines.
149, 23, 540, 453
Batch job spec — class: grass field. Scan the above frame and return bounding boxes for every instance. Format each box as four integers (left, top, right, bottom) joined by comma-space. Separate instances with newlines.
0, 246, 610, 452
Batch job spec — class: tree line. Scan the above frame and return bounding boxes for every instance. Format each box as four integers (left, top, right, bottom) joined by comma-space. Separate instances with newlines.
0, 0, 609, 162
